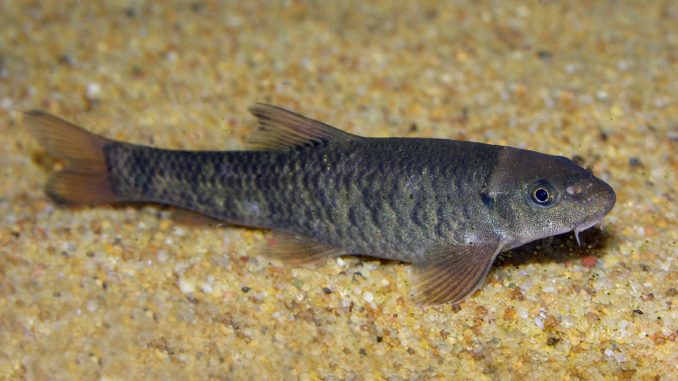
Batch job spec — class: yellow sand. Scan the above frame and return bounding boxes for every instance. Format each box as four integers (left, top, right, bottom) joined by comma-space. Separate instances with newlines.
0, 1, 676, 379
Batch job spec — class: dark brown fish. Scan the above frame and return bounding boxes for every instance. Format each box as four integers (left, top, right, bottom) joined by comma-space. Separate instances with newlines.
24, 104, 616, 304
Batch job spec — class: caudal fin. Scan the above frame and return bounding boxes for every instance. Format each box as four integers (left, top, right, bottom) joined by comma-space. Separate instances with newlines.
24, 111, 118, 205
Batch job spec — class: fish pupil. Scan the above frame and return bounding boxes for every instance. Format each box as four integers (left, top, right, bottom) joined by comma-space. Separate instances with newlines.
534, 188, 549, 203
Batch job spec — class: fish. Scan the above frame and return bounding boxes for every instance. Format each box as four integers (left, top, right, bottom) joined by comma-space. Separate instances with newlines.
24, 104, 616, 304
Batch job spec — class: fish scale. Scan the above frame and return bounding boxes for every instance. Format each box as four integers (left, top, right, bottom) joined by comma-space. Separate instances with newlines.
157, 139, 491, 255
106, 138, 498, 259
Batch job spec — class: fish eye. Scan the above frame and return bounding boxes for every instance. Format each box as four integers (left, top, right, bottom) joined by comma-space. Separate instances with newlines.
534, 188, 549, 202
529, 181, 556, 207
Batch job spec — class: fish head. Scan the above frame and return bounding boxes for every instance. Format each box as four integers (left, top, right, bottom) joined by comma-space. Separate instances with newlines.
483, 147, 616, 248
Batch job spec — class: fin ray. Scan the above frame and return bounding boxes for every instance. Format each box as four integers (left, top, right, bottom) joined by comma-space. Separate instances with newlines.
171, 209, 228, 227
413, 244, 502, 305
247, 103, 360, 150
24, 110, 117, 205
260, 231, 345, 265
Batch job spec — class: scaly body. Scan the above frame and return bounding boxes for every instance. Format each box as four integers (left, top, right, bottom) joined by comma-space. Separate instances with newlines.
107, 138, 502, 261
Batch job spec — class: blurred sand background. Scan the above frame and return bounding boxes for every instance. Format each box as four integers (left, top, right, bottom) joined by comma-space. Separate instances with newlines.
0, 1, 676, 379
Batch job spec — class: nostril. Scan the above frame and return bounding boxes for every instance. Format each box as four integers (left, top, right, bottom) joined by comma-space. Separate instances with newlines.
566, 185, 582, 195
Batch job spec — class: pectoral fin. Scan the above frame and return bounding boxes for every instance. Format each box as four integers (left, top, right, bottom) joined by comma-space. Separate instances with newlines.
260, 231, 345, 264
413, 244, 503, 305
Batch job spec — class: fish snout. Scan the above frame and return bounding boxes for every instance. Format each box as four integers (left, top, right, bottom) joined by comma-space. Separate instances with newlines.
567, 177, 616, 244
567, 176, 616, 219
599, 180, 616, 215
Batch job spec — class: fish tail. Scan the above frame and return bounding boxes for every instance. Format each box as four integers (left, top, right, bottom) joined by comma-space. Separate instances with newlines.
24, 110, 118, 205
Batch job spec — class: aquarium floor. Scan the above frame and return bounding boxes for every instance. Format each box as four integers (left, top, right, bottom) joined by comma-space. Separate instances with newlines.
0, 1, 676, 379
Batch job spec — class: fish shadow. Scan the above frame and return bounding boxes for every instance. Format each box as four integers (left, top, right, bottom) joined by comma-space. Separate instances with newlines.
493, 227, 614, 268
348, 228, 614, 271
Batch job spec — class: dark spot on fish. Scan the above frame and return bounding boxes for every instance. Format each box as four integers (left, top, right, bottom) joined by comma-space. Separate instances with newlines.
53, 291, 61, 297
640, 264, 650, 272
546, 336, 559, 346
376, 336, 383, 343
629, 157, 642, 168
359, 348, 367, 356
102, 282, 108, 290
480, 192, 494, 209
125, 7, 137, 18
407, 347, 416, 355
348, 207, 360, 226
322, 287, 332, 294
632, 309, 644, 315
451, 304, 462, 313
666, 288, 678, 297
241, 286, 251, 293
86, 251, 95, 258
409, 123, 418, 132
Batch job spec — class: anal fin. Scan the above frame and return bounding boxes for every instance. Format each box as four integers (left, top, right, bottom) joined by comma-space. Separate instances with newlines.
260, 231, 344, 265
413, 244, 503, 305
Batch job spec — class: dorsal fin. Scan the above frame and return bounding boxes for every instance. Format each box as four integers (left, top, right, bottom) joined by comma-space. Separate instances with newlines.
247, 103, 360, 150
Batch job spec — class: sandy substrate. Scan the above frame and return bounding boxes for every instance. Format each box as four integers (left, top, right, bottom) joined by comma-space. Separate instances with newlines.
0, 1, 676, 379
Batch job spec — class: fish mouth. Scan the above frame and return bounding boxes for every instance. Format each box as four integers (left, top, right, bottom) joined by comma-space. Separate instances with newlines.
572, 218, 604, 246
571, 177, 616, 246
